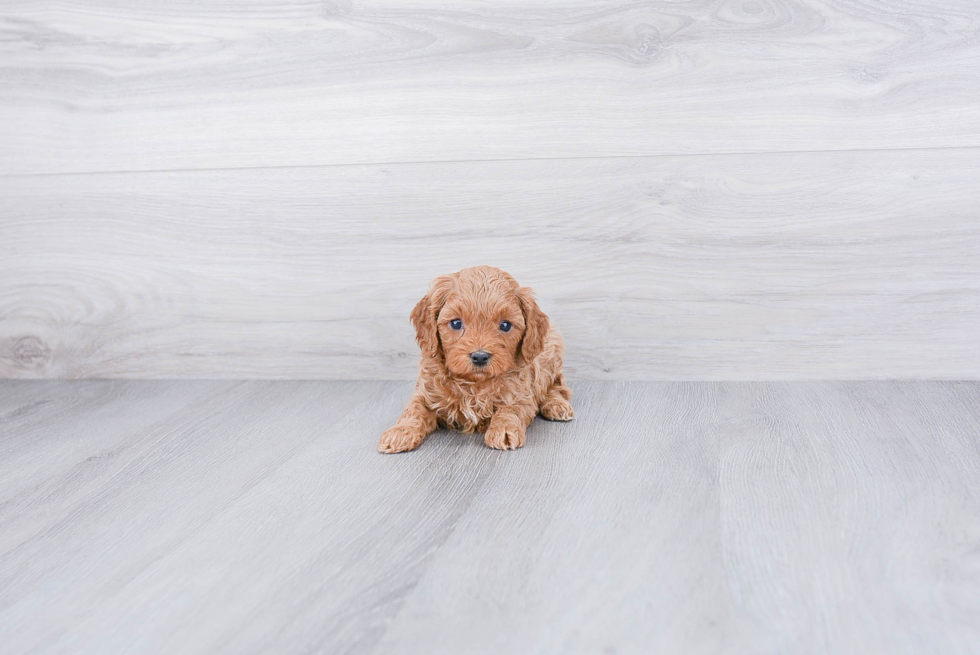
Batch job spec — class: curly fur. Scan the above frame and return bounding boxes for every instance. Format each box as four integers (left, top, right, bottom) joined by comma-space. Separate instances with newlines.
379, 266, 573, 453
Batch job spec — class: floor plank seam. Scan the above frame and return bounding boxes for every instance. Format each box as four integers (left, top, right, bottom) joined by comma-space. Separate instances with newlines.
3, 144, 979, 180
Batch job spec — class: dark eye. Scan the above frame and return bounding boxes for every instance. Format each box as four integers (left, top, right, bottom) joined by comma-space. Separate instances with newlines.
499, 321, 512, 332
449, 319, 463, 330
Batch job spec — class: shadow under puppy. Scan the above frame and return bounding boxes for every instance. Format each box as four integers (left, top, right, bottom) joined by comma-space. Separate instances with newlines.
379, 266, 574, 453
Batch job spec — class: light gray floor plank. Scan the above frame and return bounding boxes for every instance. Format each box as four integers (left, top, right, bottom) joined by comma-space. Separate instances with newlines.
372, 381, 725, 655
0, 380, 69, 417
3, 149, 979, 380
0, 381, 383, 653
1, 381, 979, 654
0, 381, 241, 504
2, 0, 979, 174
721, 381, 980, 654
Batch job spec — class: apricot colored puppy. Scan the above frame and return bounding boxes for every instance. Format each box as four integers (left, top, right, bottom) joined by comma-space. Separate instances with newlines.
379, 266, 574, 453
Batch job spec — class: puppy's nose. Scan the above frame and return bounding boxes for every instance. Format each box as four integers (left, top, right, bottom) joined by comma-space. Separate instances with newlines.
470, 351, 491, 367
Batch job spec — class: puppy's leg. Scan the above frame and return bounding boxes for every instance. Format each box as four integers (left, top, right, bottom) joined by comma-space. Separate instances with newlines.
485, 402, 536, 450
539, 376, 574, 422
378, 393, 437, 454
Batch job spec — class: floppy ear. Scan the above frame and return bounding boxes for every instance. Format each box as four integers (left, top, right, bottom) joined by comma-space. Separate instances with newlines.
410, 275, 454, 359
516, 286, 549, 364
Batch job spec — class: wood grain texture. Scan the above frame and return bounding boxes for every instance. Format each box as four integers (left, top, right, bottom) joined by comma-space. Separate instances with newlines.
721, 381, 980, 654
1, 380, 979, 654
1, 0, 979, 174
2, 149, 979, 379
372, 381, 725, 655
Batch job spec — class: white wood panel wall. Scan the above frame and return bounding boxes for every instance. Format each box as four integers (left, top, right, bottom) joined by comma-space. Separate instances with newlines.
2, 0, 979, 174
1, 0, 979, 379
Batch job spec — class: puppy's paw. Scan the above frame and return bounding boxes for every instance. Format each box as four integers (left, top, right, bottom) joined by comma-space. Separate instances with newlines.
378, 425, 424, 454
484, 423, 526, 450
540, 397, 574, 422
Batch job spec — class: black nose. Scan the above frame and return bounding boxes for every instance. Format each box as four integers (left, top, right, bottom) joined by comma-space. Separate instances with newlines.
470, 351, 491, 367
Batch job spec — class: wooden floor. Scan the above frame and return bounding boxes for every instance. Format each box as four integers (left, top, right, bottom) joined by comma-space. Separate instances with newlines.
2, 380, 979, 654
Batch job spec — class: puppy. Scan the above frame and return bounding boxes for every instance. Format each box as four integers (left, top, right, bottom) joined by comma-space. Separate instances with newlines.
379, 266, 574, 453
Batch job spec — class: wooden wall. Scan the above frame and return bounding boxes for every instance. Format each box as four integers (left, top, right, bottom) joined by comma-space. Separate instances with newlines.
2, 0, 979, 379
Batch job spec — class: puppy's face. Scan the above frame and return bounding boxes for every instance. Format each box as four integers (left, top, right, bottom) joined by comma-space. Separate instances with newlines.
436, 291, 524, 381
411, 267, 548, 382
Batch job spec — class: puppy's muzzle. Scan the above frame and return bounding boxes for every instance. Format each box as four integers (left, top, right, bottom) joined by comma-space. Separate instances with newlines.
470, 351, 491, 367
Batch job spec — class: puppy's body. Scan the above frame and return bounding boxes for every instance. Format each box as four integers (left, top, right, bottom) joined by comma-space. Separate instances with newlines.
379, 266, 573, 453
417, 323, 569, 434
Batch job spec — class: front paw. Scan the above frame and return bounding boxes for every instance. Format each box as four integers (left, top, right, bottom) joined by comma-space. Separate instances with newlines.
540, 397, 574, 421
484, 422, 526, 450
378, 425, 424, 453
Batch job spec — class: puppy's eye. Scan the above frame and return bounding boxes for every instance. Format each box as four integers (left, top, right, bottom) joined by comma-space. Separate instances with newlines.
499, 321, 512, 332
449, 319, 463, 330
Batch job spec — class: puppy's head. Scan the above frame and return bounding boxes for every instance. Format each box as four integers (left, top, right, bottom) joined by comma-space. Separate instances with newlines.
410, 266, 548, 381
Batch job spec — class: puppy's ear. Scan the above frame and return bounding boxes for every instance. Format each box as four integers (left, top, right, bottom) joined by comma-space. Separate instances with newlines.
516, 286, 549, 364
410, 275, 454, 359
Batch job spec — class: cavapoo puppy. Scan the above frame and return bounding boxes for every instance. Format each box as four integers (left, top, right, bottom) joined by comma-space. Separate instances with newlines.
379, 266, 574, 453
